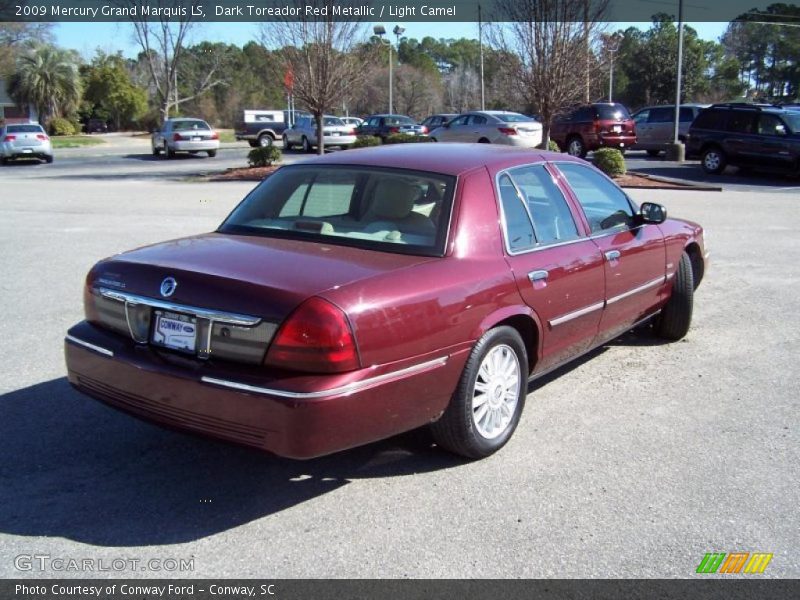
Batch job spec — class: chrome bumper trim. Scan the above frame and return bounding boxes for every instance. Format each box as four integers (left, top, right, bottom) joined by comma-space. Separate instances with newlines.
65, 334, 114, 357
201, 356, 450, 400
606, 276, 666, 305
98, 288, 261, 326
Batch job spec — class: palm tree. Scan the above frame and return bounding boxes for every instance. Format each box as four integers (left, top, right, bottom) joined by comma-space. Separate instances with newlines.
8, 44, 82, 126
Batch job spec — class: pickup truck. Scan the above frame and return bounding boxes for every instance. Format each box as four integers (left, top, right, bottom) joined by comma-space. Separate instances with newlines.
234, 109, 311, 148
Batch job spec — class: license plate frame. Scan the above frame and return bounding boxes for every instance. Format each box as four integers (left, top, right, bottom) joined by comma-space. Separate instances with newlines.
191, 136, 202, 141
613, 125, 622, 133
151, 310, 198, 354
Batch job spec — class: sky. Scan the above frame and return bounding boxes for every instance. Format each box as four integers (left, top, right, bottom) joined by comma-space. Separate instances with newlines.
54, 21, 730, 60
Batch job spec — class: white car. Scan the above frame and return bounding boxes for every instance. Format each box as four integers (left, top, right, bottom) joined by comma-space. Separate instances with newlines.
429, 111, 543, 147
152, 118, 219, 158
283, 115, 357, 152
0, 123, 53, 164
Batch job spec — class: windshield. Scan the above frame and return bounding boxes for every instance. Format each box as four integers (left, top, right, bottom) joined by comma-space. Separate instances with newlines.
498, 113, 535, 123
323, 117, 345, 126
219, 165, 456, 256
384, 116, 416, 126
7, 124, 44, 133
172, 120, 211, 131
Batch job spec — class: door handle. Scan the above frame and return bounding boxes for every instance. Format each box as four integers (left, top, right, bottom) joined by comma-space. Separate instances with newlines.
605, 250, 621, 261
528, 270, 549, 282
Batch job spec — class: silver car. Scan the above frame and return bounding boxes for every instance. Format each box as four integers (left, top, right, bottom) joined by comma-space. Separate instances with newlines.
283, 115, 357, 152
0, 123, 53, 164
152, 118, 219, 158
429, 111, 543, 147
632, 104, 709, 156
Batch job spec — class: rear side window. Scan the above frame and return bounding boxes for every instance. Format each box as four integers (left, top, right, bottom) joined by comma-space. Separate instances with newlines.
648, 107, 672, 123
498, 174, 536, 252
680, 107, 696, 122
726, 111, 756, 134
692, 109, 727, 130
557, 163, 635, 233
505, 165, 579, 245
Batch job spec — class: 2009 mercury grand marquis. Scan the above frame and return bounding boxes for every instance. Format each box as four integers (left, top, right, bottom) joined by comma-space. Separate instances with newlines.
65, 144, 707, 459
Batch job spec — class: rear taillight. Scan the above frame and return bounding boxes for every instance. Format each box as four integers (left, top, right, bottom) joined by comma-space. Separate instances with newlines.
265, 297, 360, 373
498, 127, 517, 136
36, 134, 49, 141
211, 132, 219, 140
389, 127, 400, 134
173, 133, 183, 141
420, 125, 428, 134
3, 135, 16, 142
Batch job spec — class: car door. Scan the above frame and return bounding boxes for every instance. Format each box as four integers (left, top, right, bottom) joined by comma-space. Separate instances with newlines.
722, 110, 758, 166
556, 162, 667, 341
361, 117, 381, 138
497, 165, 605, 372
752, 113, 795, 170
632, 109, 651, 148
466, 114, 489, 142
647, 106, 673, 148
440, 115, 470, 142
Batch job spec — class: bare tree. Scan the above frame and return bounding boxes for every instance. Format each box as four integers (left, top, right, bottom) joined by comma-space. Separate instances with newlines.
260, 0, 366, 155
126, 0, 226, 122
443, 65, 481, 113
492, 0, 609, 147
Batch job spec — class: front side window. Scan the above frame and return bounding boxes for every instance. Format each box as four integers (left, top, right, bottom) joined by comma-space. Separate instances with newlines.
757, 114, 787, 136
220, 166, 455, 256
633, 110, 650, 125
557, 163, 635, 233
506, 165, 580, 245
649, 107, 672, 123
449, 115, 469, 126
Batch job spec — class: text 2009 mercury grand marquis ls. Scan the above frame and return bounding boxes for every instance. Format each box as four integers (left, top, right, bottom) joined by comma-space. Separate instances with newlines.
65, 144, 707, 459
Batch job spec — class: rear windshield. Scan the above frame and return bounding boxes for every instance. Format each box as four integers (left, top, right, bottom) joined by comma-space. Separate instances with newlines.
323, 117, 345, 126
384, 116, 416, 126
498, 113, 535, 123
219, 165, 456, 256
172, 120, 210, 131
6, 124, 44, 133
596, 105, 631, 120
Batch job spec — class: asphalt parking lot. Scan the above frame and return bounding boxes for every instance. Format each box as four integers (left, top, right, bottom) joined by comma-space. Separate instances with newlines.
0, 149, 798, 579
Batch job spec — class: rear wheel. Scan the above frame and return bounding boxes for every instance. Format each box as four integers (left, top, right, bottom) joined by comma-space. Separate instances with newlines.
207, 150, 216, 157
701, 146, 726, 174
152, 144, 161, 156
654, 252, 694, 341
258, 134, 273, 148
478, 137, 491, 144
44, 155, 53, 164
302, 136, 312, 153
567, 136, 586, 158
431, 326, 527, 459
165, 144, 175, 159
283, 135, 291, 150
646, 149, 661, 157
1, 156, 9, 165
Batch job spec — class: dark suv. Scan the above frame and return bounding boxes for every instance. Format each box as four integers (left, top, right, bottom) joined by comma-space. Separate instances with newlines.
550, 102, 637, 157
686, 103, 800, 175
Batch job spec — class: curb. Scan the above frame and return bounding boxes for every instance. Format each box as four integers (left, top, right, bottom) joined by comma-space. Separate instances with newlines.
624, 171, 723, 192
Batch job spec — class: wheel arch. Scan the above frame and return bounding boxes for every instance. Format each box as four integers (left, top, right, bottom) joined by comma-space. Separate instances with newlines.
474, 307, 541, 376
684, 242, 704, 289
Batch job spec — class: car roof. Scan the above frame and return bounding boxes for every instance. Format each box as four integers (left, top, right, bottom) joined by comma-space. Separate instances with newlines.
291, 143, 584, 176
366, 114, 414, 118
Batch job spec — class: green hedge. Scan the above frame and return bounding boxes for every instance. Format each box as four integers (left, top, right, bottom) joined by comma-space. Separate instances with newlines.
593, 148, 627, 177
49, 117, 77, 136
352, 136, 382, 148
547, 139, 561, 152
383, 133, 435, 144
248, 146, 282, 167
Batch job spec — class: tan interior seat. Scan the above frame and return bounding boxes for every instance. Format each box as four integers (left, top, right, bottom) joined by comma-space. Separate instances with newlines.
364, 178, 436, 236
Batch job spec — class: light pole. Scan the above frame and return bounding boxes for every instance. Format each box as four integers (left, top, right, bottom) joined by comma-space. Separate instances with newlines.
373, 25, 391, 113
667, 0, 686, 162
607, 33, 624, 103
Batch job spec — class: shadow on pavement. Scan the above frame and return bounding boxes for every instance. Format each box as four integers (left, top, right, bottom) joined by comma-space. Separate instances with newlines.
0, 378, 464, 547
630, 163, 798, 188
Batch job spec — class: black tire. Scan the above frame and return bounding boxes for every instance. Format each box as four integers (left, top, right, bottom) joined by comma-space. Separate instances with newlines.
430, 137, 438, 142
282, 135, 291, 150
431, 326, 527, 459
1, 156, 9, 165
302, 136, 312, 153
248, 141, 259, 148
166, 145, 175, 159
654, 252, 694, 341
701, 146, 726, 174
207, 150, 216, 157
258, 134, 273, 148
44, 155, 53, 164
646, 149, 661, 157
566, 136, 586, 158
152, 145, 161, 156
478, 137, 491, 144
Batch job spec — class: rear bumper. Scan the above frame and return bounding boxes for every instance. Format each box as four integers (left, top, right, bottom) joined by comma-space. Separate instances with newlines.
1, 142, 52, 158
171, 140, 220, 152
65, 321, 464, 459
596, 133, 636, 150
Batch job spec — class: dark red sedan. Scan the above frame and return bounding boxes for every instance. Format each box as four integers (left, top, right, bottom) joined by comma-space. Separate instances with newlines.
65, 144, 707, 459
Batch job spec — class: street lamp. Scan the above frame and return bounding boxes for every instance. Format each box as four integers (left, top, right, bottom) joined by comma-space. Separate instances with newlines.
374, 25, 406, 115
607, 32, 624, 103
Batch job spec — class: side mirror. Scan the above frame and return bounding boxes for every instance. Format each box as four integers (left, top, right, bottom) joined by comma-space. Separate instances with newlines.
638, 202, 667, 224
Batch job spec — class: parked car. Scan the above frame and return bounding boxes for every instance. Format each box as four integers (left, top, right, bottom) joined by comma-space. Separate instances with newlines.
151, 118, 219, 158
686, 103, 800, 175
283, 115, 357, 151
0, 122, 53, 164
550, 103, 637, 158
85, 118, 108, 134
429, 111, 543, 147
340, 116, 364, 130
631, 104, 709, 156
357, 114, 427, 141
65, 144, 707, 460
234, 109, 311, 148
420, 113, 457, 131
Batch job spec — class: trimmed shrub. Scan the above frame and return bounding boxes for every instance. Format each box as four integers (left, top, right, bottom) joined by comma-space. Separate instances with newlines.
593, 148, 627, 177
547, 139, 561, 152
49, 117, 77, 136
383, 133, 435, 144
247, 146, 282, 167
352, 136, 382, 148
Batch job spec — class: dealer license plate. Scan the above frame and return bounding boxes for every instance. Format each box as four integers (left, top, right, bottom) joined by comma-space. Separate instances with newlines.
152, 310, 197, 353
192, 136, 202, 141
613, 125, 622, 133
